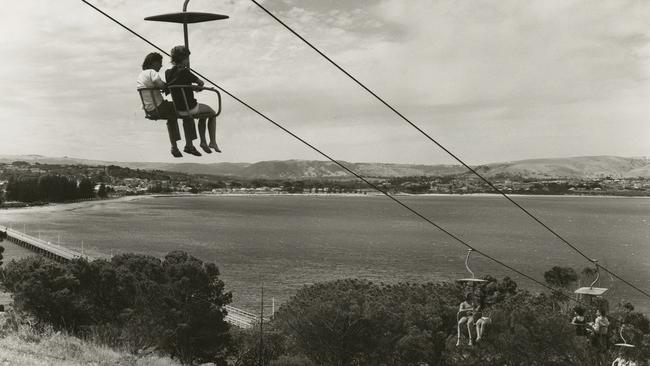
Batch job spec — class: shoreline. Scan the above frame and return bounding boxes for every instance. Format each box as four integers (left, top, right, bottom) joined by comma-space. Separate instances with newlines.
0, 191, 647, 215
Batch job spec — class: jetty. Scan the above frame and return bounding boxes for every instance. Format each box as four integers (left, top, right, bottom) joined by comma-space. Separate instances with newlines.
0, 225, 85, 262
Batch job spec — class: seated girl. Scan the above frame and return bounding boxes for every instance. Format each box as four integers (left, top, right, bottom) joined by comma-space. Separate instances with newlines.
165, 45, 221, 156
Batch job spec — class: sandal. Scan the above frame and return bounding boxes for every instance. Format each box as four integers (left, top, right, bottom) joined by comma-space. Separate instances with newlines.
183, 145, 202, 156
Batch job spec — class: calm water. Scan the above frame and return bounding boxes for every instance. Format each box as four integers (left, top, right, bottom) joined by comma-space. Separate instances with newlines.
1, 195, 648, 313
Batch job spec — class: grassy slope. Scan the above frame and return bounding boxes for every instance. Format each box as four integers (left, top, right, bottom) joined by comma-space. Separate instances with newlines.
0, 330, 180, 366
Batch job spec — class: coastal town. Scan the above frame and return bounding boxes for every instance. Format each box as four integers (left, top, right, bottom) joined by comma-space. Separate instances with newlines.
1, 160, 648, 206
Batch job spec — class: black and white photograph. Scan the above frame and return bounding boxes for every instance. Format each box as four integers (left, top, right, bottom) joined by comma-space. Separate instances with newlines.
0, 1, 649, 365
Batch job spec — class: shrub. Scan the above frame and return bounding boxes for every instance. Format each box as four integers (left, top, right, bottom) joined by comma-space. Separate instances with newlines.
1, 251, 232, 365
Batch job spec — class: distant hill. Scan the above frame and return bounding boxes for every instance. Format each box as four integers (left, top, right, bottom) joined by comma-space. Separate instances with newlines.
473, 156, 650, 179
0, 155, 648, 179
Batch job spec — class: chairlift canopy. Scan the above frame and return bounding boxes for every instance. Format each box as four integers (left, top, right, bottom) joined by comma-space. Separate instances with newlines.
145, 12, 228, 24
614, 343, 635, 348
457, 278, 488, 283
574, 287, 608, 296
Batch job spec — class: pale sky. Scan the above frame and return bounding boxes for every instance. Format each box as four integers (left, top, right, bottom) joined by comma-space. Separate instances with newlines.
1, 0, 648, 164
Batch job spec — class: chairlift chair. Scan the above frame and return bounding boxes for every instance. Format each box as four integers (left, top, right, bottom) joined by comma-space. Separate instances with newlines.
457, 249, 487, 283
574, 260, 608, 296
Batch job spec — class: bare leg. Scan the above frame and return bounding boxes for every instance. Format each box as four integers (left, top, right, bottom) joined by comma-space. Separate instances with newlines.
467, 318, 475, 345
198, 118, 207, 145
457, 317, 467, 346
208, 116, 221, 152
475, 319, 482, 340
198, 118, 211, 153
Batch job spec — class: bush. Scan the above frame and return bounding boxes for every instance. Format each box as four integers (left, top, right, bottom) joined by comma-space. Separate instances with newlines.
1, 251, 232, 365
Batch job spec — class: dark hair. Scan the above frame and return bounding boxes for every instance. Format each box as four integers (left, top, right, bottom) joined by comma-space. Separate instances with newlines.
464, 293, 473, 301
170, 45, 191, 65
573, 306, 585, 316
142, 52, 163, 70
598, 307, 607, 316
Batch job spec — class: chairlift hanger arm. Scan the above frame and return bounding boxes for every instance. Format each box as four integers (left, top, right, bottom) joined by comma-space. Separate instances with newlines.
574, 260, 608, 296
457, 249, 487, 283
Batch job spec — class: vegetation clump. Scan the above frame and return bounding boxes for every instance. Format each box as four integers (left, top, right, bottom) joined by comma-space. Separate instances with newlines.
232, 274, 650, 366
1, 251, 232, 365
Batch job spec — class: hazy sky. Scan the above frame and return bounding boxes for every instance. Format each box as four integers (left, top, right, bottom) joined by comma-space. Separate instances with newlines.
1, 0, 648, 164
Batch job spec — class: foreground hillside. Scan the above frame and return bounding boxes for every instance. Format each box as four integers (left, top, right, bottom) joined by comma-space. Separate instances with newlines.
1, 154, 648, 179
0, 330, 179, 366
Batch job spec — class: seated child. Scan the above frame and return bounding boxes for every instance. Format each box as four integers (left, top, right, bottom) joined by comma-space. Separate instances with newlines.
474, 300, 492, 341
456, 293, 475, 346
571, 306, 588, 336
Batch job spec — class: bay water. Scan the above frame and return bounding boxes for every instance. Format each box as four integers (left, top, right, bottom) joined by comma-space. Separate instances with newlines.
1, 194, 648, 313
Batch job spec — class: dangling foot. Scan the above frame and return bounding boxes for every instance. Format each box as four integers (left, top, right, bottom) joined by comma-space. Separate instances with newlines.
468, 340, 473, 346
209, 142, 221, 153
199, 143, 213, 154
456, 339, 460, 347
171, 147, 183, 158
476, 337, 481, 342
183, 145, 202, 157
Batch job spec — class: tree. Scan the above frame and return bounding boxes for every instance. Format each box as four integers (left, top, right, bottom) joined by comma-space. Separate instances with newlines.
229, 327, 288, 366
158, 251, 232, 364
544, 266, 578, 289
544, 266, 578, 310
97, 183, 108, 198
273, 279, 462, 366
2, 251, 233, 365
77, 178, 95, 199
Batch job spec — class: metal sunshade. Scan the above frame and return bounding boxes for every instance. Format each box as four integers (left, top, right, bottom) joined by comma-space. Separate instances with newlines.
574, 287, 608, 296
614, 343, 635, 348
457, 278, 488, 283
145, 12, 228, 24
